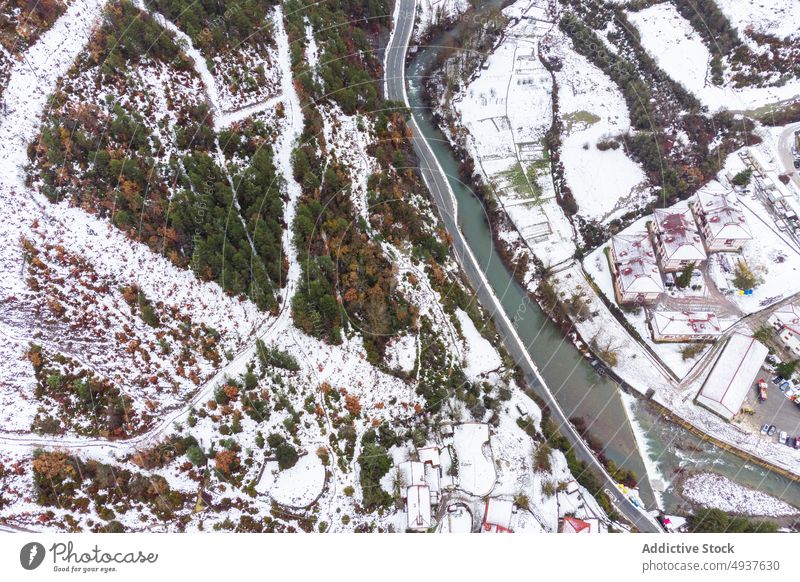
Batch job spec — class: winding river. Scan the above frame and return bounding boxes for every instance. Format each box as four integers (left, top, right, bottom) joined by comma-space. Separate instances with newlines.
404, 2, 800, 515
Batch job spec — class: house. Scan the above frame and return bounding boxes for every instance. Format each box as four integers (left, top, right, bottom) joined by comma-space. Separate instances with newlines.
418, 447, 442, 504
398, 461, 426, 490
768, 305, 800, 357
652, 205, 707, 271
558, 516, 592, 533
610, 233, 664, 304
482, 498, 514, 533
405, 485, 432, 531
649, 310, 722, 343
418, 447, 440, 467
692, 184, 752, 252
696, 333, 768, 420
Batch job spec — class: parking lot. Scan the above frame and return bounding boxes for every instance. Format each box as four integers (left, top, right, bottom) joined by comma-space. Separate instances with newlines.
741, 370, 800, 444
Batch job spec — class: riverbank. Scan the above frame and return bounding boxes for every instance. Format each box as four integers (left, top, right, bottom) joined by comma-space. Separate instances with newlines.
410, 0, 800, 506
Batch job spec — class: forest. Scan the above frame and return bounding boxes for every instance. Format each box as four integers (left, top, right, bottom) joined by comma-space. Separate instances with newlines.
30, 0, 286, 310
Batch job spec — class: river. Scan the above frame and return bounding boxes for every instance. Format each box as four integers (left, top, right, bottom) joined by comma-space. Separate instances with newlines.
403, 0, 800, 515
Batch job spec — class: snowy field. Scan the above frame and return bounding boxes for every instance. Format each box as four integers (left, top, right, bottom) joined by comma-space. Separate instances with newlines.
552, 29, 649, 221
455, 0, 576, 266
715, 0, 800, 40
628, 3, 800, 111
683, 472, 800, 517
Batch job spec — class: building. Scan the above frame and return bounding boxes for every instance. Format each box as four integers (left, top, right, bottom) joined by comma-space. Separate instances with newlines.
652, 205, 707, 271
398, 460, 426, 488
649, 310, 722, 343
405, 485, 432, 531
482, 498, 514, 533
745, 147, 773, 177
768, 305, 800, 357
418, 447, 440, 467
695, 333, 768, 420
610, 233, 664, 304
558, 516, 592, 533
692, 184, 752, 252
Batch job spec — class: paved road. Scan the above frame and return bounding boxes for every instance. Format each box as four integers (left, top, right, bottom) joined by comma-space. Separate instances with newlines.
777, 123, 800, 191
385, 0, 663, 533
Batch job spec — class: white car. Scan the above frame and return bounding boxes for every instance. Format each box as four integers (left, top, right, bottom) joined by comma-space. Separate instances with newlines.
779, 431, 788, 444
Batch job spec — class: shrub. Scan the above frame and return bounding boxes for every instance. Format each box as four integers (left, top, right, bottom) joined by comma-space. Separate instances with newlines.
731, 168, 752, 187
733, 260, 759, 290
357, 442, 392, 510
689, 508, 777, 533
186, 445, 207, 466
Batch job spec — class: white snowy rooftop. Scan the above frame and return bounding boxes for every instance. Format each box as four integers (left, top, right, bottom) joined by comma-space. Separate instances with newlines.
770, 304, 800, 335
696, 333, 768, 420
611, 232, 664, 294
694, 183, 752, 241
406, 485, 432, 531
399, 460, 426, 488
418, 446, 440, 467
653, 205, 707, 262
651, 310, 722, 338
482, 498, 513, 533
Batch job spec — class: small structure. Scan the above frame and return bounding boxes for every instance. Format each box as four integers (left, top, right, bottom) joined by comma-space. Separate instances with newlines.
482, 498, 514, 533
405, 485, 432, 532
610, 233, 664, 304
695, 333, 768, 420
649, 310, 722, 343
418, 447, 440, 467
768, 305, 800, 357
558, 516, 592, 533
692, 184, 752, 252
652, 205, 707, 271
398, 460, 426, 488
745, 147, 773, 177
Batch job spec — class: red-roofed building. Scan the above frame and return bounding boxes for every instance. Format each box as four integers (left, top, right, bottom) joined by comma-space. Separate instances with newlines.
768, 305, 800, 357
558, 516, 592, 533
482, 498, 513, 533
652, 205, 707, 271
649, 310, 722, 343
610, 232, 665, 304
692, 183, 752, 252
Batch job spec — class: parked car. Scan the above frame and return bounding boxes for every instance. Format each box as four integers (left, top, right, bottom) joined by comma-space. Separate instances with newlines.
779, 431, 788, 444
772, 376, 783, 385
768, 425, 778, 436
788, 437, 797, 448
794, 437, 800, 450
758, 380, 769, 401
780, 381, 791, 391
761, 424, 770, 435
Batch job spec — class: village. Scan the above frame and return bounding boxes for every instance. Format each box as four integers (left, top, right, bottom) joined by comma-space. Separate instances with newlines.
576, 137, 800, 478
392, 422, 614, 533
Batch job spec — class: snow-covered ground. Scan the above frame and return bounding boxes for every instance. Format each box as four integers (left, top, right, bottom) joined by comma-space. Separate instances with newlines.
452, 423, 497, 496
552, 29, 649, 221
628, 3, 800, 111
0, 0, 617, 533
715, 0, 800, 40
715, 146, 800, 315
257, 453, 326, 507
455, 308, 502, 379
415, 0, 470, 40
683, 472, 800, 517
454, 0, 576, 267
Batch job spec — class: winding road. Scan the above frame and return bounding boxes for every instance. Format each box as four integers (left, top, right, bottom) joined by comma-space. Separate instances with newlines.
777, 123, 800, 191
385, 0, 663, 533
